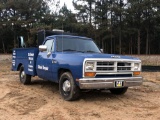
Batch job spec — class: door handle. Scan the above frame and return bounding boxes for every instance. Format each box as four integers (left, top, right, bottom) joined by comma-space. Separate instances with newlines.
47, 52, 51, 57
52, 59, 57, 64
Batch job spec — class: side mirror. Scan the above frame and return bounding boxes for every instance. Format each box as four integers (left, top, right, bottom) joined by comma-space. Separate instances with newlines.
100, 49, 103, 53
18, 36, 26, 48
39, 45, 47, 52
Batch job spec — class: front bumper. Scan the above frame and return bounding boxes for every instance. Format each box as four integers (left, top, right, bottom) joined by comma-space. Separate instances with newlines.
78, 76, 143, 89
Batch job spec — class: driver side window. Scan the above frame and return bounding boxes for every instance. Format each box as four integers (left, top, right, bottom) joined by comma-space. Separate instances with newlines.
44, 39, 54, 52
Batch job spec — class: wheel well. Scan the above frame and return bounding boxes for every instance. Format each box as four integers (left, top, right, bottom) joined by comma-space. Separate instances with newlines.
17, 63, 23, 71
58, 68, 72, 81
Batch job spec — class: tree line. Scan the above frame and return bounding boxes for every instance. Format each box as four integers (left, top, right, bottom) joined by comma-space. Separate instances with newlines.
0, 0, 160, 54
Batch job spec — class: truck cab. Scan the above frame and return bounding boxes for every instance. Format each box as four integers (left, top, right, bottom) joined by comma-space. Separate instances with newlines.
12, 30, 143, 101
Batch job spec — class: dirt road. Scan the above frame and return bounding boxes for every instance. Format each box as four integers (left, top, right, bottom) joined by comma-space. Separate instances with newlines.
0, 55, 160, 120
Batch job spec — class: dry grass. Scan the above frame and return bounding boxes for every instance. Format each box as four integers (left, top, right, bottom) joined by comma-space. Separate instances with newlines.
1, 54, 160, 84
1, 54, 160, 65
128, 55, 160, 66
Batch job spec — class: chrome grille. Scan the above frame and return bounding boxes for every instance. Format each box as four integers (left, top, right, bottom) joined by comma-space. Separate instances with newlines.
97, 62, 114, 66
117, 62, 131, 71
96, 61, 132, 72
96, 61, 114, 71
97, 67, 114, 71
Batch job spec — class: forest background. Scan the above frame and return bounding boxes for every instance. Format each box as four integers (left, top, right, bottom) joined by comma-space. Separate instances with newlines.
0, 0, 160, 54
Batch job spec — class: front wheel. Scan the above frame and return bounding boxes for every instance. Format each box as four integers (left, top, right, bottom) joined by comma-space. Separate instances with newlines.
109, 87, 128, 95
19, 66, 31, 85
59, 72, 80, 101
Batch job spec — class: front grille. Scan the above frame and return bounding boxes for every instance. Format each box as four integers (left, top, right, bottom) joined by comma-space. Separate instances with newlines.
96, 61, 132, 72
117, 67, 131, 71
97, 67, 114, 71
97, 62, 114, 66
117, 62, 131, 71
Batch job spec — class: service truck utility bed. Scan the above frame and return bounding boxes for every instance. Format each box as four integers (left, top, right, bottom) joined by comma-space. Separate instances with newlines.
12, 48, 39, 76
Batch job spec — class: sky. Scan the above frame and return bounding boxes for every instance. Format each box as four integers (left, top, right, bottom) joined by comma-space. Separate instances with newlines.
59, 0, 75, 12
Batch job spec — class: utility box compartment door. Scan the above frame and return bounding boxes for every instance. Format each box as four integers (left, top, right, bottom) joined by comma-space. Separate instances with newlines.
12, 48, 39, 76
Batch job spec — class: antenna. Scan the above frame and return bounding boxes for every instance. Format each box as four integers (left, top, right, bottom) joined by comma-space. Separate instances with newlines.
62, 21, 64, 53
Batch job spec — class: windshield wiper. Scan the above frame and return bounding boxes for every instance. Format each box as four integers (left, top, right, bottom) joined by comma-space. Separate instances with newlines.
85, 50, 99, 53
76, 51, 85, 53
63, 49, 86, 53
62, 49, 99, 53
63, 49, 76, 51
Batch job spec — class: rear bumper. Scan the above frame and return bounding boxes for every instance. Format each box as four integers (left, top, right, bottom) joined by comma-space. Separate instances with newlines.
78, 76, 143, 89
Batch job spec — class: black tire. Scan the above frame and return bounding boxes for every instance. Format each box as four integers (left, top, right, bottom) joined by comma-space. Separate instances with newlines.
19, 66, 31, 85
110, 87, 128, 95
59, 72, 80, 101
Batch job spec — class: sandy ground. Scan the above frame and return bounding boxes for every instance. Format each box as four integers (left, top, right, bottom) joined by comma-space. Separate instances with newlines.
0, 55, 160, 120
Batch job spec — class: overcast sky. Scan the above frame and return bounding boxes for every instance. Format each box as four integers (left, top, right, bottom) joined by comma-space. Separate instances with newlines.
60, 0, 75, 12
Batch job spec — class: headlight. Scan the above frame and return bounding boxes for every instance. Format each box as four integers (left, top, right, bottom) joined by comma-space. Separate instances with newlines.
85, 62, 95, 71
134, 63, 140, 71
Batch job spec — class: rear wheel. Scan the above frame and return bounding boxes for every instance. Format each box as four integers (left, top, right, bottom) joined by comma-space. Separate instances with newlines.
19, 66, 31, 85
59, 72, 80, 101
110, 87, 128, 95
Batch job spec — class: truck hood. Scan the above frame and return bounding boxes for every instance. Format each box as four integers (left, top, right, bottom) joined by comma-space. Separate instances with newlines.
77, 53, 139, 60
56, 52, 140, 63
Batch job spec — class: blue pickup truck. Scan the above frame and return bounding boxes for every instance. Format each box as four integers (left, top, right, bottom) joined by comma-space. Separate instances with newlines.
12, 30, 143, 101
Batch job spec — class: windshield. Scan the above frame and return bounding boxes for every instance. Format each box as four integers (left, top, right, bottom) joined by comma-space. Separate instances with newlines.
56, 36, 101, 53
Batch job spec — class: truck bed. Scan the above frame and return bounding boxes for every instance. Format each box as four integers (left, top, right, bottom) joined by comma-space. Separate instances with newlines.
12, 48, 39, 76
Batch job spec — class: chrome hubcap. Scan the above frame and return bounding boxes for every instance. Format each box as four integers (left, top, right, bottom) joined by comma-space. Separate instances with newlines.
63, 80, 71, 92
21, 71, 25, 79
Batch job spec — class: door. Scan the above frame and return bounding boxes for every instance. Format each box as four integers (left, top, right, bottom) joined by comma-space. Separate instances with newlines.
36, 39, 55, 80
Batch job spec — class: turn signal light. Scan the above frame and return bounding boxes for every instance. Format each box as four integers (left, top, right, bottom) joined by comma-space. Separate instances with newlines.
85, 72, 96, 77
133, 71, 140, 75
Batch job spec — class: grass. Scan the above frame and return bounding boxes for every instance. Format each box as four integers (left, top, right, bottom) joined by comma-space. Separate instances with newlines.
127, 55, 160, 66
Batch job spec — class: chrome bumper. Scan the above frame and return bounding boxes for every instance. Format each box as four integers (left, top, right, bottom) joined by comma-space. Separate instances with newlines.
78, 77, 143, 89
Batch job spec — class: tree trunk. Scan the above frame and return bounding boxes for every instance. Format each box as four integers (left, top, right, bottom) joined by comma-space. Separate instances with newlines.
102, 39, 104, 51
146, 29, 149, 54
137, 29, 140, 54
89, 1, 92, 25
119, 0, 122, 54
111, 31, 113, 54
2, 40, 5, 53
14, 31, 16, 48
129, 37, 133, 54
119, 29, 122, 54
110, 3, 113, 54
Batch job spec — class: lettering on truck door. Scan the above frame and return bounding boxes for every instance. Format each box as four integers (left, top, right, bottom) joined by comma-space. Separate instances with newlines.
37, 39, 55, 80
